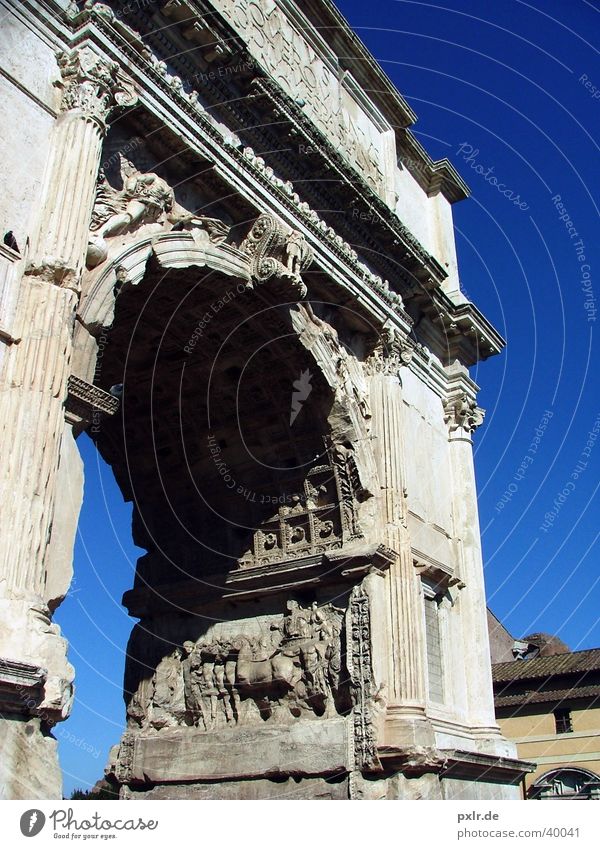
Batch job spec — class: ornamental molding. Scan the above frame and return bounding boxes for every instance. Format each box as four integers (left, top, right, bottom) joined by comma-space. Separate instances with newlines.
65, 375, 120, 425
0, 658, 46, 716
347, 584, 382, 771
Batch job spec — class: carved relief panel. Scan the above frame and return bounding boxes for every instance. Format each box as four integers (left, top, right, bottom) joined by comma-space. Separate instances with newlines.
127, 599, 347, 732
237, 457, 364, 569
124, 583, 382, 773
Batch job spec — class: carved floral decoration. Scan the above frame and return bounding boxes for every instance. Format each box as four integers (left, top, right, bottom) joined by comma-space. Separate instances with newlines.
240, 213, 314, 299
57, 46, 137, 126
443, 393, 485, 434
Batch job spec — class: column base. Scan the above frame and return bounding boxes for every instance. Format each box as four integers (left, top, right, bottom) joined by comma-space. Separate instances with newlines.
382, 703, 437, 748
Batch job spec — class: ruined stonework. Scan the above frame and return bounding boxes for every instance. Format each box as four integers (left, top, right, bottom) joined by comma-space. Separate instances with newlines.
0, 0, 532, 799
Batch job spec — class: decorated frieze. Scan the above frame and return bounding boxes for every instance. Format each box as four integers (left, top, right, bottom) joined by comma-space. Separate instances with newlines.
209, 0, 387, 196
127, 599, 347, 731
124, 584, 383, 773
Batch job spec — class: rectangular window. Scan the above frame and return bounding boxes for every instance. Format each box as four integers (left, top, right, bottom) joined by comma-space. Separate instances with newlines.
424, 593, 444, 704
554, 708, 573, 734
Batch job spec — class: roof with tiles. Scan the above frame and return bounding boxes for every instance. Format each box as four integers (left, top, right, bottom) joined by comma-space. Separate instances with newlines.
492, 649, 600, 683
495, 685, 600, 709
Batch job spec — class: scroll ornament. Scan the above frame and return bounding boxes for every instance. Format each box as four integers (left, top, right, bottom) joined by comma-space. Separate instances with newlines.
240, 214, 314, 299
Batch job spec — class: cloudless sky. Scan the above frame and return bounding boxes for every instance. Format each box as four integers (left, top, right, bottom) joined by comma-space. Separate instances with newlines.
56, 0, 600, 796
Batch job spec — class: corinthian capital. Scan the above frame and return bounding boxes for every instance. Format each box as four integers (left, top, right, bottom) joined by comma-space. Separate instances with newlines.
365, 325, 415, 376
443, 392, 485, 435
57, 46, 137, 126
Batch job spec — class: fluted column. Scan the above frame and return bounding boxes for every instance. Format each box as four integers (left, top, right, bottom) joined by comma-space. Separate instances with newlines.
444, 363, 498, 733
1, 44, 136, 599
0, 45, 136, 799
368, 340, 435, 748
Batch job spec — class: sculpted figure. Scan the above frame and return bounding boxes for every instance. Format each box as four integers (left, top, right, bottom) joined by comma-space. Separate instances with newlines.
87, 156, 174, 267
181, 641, 205, 727
285, 230, 306, 277
87, 155, 231, 267
94, 156, 174, 239
283, 600, 311, 640
150, 648, 185, 728
310, 601, 333, 641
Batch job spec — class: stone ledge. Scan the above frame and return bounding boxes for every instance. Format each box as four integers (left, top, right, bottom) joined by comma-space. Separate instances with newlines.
65, 374, 120, 425
0, 658, 46, 715
123, 543, 396, 616
440, 749, 536, 784
113, 718, 349, 784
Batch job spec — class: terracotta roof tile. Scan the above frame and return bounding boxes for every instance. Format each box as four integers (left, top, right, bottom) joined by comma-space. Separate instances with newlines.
492, 649, 600, 683
495, 685, 600, 709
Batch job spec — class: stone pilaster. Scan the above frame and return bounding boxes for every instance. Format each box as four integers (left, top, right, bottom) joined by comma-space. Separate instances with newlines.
368, 336, 435, 749
0, 44, 136, 799
443, 363, 498, 734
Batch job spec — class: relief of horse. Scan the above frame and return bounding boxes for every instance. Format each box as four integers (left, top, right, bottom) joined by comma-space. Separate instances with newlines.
227, 636, 303, 693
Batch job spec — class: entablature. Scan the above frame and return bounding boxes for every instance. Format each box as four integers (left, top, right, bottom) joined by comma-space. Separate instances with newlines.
37, 0, 502, 368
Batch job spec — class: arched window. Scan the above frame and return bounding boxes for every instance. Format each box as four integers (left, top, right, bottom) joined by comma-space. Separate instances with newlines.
530, 768, 600, 799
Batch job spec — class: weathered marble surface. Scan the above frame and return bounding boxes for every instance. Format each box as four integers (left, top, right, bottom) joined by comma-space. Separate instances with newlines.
0, 717, 62, 800
117, 719, 348, 784
0, 0, 530, 801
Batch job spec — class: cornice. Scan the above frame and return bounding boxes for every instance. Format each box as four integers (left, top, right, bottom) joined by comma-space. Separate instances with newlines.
248, 76, 448, 287
398, 129, 470, 203
57, 3, 500, 366
276, 0, 470, 204
67, 12, 416, 326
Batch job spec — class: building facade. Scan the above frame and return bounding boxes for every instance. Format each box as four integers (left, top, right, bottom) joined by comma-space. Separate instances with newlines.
494, 648, 600, 800
0, 0, 531, 799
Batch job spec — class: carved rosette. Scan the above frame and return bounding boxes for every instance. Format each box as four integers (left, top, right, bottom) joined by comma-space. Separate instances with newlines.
240, 214, 313, 299
443, 393, 485, 436
57, 46, 137, 127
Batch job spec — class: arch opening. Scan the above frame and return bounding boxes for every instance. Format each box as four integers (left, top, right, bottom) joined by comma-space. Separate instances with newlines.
530, 767, 600, 799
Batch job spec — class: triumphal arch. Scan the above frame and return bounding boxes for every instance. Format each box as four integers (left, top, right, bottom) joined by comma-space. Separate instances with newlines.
0, 0, 531, 799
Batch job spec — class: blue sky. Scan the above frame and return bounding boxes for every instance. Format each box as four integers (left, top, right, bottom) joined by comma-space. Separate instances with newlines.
56, 0, 599, 796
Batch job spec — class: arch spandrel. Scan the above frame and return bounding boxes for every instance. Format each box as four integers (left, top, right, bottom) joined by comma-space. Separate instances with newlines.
73, 229, 253, 385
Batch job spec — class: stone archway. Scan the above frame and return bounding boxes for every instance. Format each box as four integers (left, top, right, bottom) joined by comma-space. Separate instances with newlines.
1, 22, 527, 800
67, 223, 390, 798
